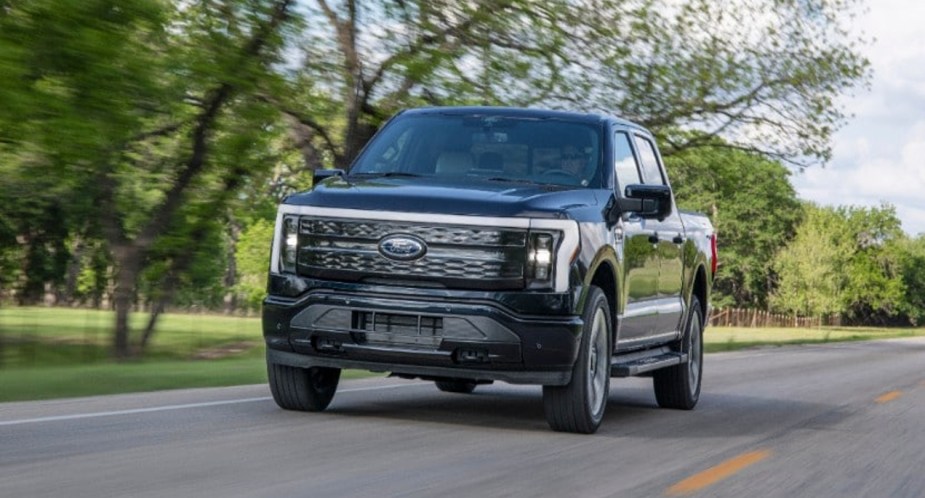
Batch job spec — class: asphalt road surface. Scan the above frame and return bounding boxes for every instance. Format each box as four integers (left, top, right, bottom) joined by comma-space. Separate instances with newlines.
2, 337, 925, 498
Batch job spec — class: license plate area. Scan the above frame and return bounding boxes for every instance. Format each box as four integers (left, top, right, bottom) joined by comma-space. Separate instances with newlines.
353, 311, 444, 347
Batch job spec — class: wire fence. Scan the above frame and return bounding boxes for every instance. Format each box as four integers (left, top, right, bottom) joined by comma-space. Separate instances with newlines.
709, 308, 839, 328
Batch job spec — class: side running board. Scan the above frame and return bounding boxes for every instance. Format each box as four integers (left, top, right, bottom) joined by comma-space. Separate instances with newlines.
611, 346, 688, 377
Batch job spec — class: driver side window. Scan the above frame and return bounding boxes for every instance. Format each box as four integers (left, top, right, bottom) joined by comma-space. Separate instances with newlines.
614, 132, 641, 192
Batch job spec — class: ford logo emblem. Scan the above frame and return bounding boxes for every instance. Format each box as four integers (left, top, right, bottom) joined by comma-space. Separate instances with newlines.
378, 234, 427, 261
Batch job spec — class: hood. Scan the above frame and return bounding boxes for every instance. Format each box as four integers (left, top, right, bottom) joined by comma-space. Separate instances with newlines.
284, 176, 601, 219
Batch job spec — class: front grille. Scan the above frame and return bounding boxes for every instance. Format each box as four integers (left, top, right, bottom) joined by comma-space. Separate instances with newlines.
297, 217, 528, 289
302, 219, 525, 247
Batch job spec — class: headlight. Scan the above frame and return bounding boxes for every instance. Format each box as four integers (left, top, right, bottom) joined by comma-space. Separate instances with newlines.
527, 231, 560, 289
280, 215, 299, 273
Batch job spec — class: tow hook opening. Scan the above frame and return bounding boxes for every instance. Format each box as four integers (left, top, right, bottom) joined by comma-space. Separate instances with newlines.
314, 337, 344, 353
455, 348, 489, 364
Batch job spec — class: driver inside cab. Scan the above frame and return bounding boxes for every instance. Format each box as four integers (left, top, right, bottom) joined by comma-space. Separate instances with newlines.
559, 145, 590, 186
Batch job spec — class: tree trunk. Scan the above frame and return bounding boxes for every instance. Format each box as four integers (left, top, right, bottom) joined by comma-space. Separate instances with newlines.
342, 121, 377, 166
17, 233, 42, 306
139, 298, 166, 352
283, 113, 327, 169
62, 235, 86, 305
112, 245, 141, 359
223, 217, 241, 314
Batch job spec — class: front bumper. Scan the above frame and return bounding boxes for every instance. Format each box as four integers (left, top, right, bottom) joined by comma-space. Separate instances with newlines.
263, 283, 584, 386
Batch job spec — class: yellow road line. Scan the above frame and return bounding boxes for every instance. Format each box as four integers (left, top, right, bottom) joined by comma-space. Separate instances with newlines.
666, 449, 772, 496
875, 390, 903, 404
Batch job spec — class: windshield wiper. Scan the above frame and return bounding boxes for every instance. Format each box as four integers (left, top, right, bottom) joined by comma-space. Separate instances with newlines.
349, 171, 423, 179
381, 171, 422, 177
484, 176, 543, 185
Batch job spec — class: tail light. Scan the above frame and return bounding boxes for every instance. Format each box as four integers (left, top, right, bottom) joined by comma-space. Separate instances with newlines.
710, 233, 718, 275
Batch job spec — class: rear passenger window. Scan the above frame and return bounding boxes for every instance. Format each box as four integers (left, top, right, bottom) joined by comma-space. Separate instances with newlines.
633, 136, 665, 186
613, 132, 641, 189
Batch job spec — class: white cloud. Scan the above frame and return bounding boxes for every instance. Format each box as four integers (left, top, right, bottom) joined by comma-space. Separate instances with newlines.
792, 0, 925, 236
795, 122, 925, 235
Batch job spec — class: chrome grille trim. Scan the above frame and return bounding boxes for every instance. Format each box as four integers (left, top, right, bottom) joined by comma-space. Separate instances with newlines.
301, 219, 526, 247
270, 206, 580, 292
297, 216, 527, 285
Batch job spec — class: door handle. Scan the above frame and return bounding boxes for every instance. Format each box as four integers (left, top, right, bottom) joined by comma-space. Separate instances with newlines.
648, 233, 659, 244
672, 234, 685, 244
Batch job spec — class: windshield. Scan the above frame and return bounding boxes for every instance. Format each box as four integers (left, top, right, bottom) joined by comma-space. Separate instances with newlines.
350, 113, 603, 188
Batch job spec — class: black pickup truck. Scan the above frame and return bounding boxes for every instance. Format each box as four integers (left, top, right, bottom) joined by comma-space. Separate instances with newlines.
263, 107, 716, 433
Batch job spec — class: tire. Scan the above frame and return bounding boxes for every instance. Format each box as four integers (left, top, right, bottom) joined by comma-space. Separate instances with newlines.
435, 379, 478, 394
543, 286, 612, 434
267, 361, 341, 412
653, 296, 703, 410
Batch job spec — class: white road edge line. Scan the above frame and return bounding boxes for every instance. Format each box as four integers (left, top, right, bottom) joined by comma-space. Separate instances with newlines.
0, 383, 418, 427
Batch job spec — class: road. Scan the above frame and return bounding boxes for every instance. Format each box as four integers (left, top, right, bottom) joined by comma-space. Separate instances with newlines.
2, 338, 925, 497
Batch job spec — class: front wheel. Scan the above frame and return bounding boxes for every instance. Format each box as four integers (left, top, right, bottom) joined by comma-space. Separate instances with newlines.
653, 296, 703, 409
268, 361, 340, 412
543, 285, 611, 434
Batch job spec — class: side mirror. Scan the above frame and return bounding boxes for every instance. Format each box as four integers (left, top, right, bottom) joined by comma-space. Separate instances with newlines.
313, 168, 345, 183
615, 184, 672, 220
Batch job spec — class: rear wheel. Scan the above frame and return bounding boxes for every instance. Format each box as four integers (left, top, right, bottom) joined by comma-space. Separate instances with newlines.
435, 379, 478, 394
268, 361, 340, 412
653, 296, 703, 409
543, 286, 611, 434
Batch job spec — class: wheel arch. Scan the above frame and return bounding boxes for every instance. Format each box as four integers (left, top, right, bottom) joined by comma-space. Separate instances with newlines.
584, 250, 621, 350
590, 262, 617, 312
690, 264, 708, 322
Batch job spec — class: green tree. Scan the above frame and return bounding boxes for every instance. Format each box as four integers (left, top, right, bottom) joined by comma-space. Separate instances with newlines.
279, 0, 868, 168
665, 144, 802, 308
0, 0, 297, 357
840, 207, 906, 323
772, 204, 907, 324
772, 205, 855, 318
274, 0, 572, 167
0, 0, 873, 357
575, 0, 869, 166
235, 219, 276, 310
894, 236, 925, 325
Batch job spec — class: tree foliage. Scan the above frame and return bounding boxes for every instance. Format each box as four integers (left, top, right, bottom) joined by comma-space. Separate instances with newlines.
575, 0, 869, 166
235, 218, 275, 309
0, 0, 888, 359
771, 204, 910, 324
894, 236, 925, 325
666, 143, 801, 308
280, 0, 869, 168
0, 0, 297, 357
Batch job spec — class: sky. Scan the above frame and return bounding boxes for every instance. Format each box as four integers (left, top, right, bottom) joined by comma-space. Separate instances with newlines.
791, 0, 925, 236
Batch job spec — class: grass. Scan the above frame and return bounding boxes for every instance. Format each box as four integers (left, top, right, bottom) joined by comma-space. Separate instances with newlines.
0, 306, 381, 402
1, 306, 924, 402
1, 352, 267, 402
0, 351, 375, 402
704, 325, 925, 352
0, 306, 262, 364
